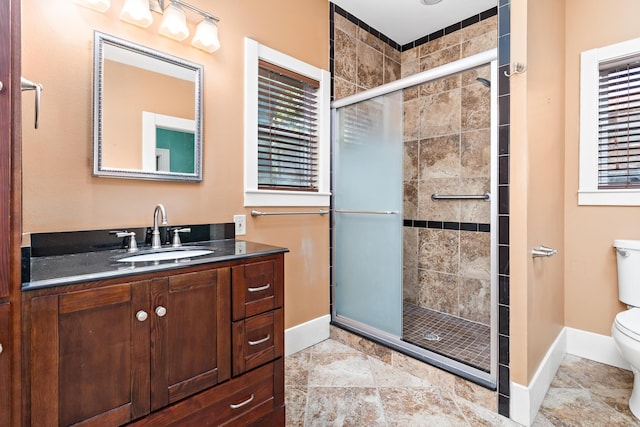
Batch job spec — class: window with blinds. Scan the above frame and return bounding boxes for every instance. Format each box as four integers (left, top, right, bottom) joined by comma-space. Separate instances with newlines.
257, 60, 320, 192
598, 58, 640, 189
579, 37, 640, 205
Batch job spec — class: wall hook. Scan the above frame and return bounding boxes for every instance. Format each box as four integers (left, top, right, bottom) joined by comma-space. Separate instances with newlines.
532, 245, 557, 258
504, 62, 527, 77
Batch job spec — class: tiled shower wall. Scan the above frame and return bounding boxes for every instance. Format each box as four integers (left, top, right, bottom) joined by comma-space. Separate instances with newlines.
403, 66, 491, 325
330, 2, 510, 417
332, 14, 402, 96
401, 24, 496, 326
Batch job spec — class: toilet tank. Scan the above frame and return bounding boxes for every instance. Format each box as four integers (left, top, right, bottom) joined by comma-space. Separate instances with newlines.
614, 240, 640, 306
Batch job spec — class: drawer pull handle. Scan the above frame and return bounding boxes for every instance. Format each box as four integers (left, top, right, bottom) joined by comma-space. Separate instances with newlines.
155, 306, 167, 317
248, 283, 270, 293
136, 310, 148, 322
230, 394, 254, 409
248, 334, 270, 346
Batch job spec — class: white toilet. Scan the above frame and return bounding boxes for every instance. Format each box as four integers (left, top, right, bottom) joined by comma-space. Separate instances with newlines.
612, 239, 640, 419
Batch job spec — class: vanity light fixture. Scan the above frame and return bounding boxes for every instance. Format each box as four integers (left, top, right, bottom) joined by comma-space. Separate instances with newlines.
158, 1, 190, 41
74, 0, 111, 13
191, 17, 220, 53
120, 0, 153, 28
155, 0, 221, 52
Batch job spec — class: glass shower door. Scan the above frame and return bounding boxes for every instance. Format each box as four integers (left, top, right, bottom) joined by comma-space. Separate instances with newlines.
333, 91, 403, 336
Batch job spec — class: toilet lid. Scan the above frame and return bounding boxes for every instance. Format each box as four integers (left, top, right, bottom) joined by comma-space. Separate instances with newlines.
615, 309, 640, 340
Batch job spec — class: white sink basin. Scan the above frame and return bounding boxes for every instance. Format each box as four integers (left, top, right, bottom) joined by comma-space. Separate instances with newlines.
117, 248, 214, 263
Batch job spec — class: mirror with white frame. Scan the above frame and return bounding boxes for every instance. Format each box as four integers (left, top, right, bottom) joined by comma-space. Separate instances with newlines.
93, 31, 204, 181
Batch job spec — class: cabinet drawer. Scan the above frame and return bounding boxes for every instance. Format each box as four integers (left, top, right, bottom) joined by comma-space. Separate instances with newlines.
233, 308, 284, 376
232, 260, 283, 321
129, 361, 279, 427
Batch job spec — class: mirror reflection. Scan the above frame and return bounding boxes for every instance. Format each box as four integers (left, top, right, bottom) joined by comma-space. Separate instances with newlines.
94, 31, 203, 181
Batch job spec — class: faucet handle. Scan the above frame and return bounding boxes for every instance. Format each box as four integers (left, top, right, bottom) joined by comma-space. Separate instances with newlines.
171, 228, 191, 247
113, 231, 138, 252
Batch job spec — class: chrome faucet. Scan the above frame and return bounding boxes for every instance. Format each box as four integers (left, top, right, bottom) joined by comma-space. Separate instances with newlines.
151, 204, 168, 249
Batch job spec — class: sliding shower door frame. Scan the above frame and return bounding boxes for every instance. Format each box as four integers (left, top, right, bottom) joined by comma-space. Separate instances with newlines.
331, 49, 499, 389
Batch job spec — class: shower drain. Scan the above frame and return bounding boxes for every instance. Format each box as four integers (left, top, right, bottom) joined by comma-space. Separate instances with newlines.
423, 332, 441, 341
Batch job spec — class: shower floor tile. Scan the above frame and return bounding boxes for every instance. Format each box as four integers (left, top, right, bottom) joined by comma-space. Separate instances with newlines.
402, 302, 491, 372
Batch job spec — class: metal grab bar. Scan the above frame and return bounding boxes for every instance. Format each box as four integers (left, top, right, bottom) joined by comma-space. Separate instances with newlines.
335, 209, 398, 215
431, 193, 490, 201
21, 77, 43, 129
251, 209, 328, 217
532, 245, 558, 258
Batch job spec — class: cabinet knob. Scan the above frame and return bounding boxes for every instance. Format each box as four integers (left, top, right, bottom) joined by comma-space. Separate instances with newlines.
0, 343, 3, 354
136, 310, 148, 322
155, 306, 167, 317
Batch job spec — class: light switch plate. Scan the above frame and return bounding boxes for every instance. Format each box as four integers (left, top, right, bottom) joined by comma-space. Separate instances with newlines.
233, 215, 246, 235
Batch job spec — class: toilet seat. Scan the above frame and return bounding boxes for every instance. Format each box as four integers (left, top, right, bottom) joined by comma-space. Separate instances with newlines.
615, 309, 640, 341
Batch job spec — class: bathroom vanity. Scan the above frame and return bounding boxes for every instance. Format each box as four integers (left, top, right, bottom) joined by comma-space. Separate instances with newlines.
21, 228, 286, 426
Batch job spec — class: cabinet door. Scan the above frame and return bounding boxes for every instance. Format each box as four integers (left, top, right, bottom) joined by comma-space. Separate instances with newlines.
150, 268, 230, 410
30, 282, 151, 426
0, 303, 10, 424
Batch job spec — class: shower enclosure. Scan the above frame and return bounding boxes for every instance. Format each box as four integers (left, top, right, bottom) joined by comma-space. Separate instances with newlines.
332, 50, 498, 386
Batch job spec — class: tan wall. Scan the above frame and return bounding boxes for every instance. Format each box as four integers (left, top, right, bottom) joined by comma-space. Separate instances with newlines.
511, 0, 640, 386
21, 0, 330, 329
564, 0, 640, 335
510, 0, 566, 385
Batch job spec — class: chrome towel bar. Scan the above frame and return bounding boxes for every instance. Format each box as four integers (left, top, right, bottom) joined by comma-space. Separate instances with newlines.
431, 193, 490, 201
335, 209, 398, 215
251, 209, 328, 217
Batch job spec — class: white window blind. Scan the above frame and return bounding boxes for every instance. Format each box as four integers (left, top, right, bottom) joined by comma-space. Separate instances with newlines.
257, 60, 320, 192
598, 58, 640, 189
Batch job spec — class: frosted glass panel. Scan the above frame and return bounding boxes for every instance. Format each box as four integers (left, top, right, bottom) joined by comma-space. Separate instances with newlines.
334, 91, 403, 336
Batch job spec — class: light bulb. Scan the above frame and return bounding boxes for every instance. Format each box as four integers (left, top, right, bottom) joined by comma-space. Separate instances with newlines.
159, 2, 190, 42
191, 18, 220, 53
120, 0, 153, 28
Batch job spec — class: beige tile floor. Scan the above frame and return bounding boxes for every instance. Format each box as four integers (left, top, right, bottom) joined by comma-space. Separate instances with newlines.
285, 339, 640, 426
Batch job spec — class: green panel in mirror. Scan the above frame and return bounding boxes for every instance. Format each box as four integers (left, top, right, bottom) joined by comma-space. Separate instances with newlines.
93, 31, 204, 182
156, 128, 195, 174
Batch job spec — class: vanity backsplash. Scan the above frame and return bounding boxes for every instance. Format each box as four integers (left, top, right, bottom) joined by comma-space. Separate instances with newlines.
22, 222, 237, 285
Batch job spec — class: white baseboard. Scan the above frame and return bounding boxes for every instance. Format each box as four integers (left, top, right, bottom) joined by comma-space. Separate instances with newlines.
284, 314, 331, 356
510, 328, 567, 426
510, 326, 631, 426
566, 326, 630, 370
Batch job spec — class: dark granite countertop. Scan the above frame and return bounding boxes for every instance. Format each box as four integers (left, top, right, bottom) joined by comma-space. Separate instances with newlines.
23, 239, 288, 291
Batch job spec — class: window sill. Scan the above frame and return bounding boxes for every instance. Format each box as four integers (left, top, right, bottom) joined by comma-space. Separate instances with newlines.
578, 189, 640, 206
244, 189, 331, 207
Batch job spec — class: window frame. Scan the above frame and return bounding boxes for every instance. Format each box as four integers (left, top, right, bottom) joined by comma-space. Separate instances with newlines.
579, 37, 640, 206
244, 38, 331, 207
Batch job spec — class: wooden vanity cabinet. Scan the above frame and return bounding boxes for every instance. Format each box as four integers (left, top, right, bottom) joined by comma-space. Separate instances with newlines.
25, 253, 285, 427
27, 267, 230, 426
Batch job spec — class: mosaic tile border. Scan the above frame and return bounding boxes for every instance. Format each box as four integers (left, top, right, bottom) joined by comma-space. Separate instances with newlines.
404, 219, 490, 233
497, 0, 511, 418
